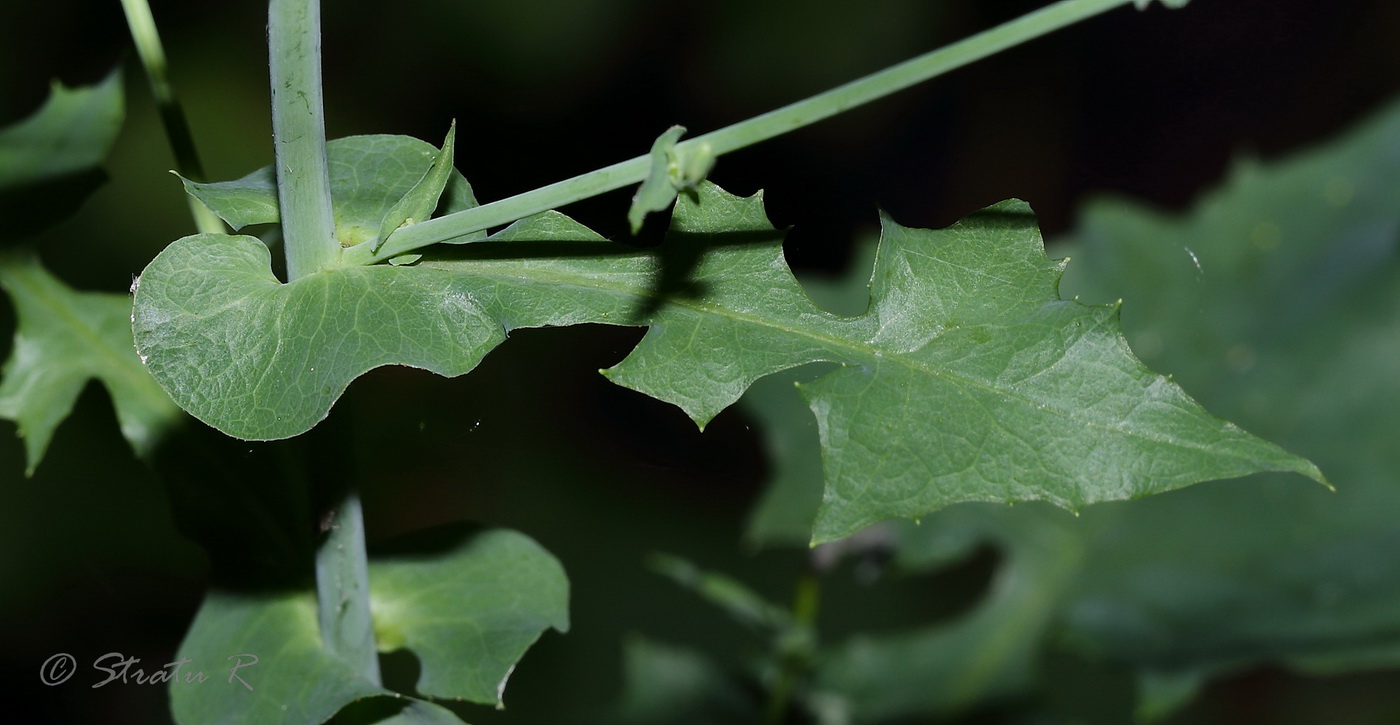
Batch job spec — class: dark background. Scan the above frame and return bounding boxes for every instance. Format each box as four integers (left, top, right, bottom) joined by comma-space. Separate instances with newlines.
2, 1, 1398, 722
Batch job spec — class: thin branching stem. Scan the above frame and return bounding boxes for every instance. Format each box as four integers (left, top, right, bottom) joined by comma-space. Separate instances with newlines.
343, 0, 1139, 266
119, 0, 225, 235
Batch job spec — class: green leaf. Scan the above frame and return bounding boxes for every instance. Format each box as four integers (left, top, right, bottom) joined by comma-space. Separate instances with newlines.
136, 139, 607, 442
180, 135, 482, 246
375, 123, 458, 253
598, 185, 1324, 542
368, 525, 569, 705
131, 233, 504, 440
0, 70, 123, 243
0, 254, 182, 473
176, 170, 277, 232
171, 526, 566, 724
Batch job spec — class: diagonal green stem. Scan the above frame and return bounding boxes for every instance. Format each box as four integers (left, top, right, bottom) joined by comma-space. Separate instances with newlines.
269, 0, 340, 280
343, 0, 1140, 266
119, 0, 225, 235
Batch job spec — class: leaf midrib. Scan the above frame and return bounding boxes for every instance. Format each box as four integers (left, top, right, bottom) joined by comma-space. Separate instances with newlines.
462, 260, 1241, 457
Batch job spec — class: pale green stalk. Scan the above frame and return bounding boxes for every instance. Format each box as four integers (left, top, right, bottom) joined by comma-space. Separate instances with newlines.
268, 0, 379, 683
344, 0, 1139, 266
314, 490, 381, 684
269, 0, 340, 280
119, 0, 225, 235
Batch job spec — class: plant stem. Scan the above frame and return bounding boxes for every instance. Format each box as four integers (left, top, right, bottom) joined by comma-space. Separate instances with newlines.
344, 0, 1137, 266
269, 0, 339, 280
119, 0, 225, 235
765, 570, 820, 724
315, 490, 382, 684
267, 0, 379, 681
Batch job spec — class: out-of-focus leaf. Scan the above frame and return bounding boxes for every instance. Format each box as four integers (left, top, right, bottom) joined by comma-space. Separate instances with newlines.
368, 525, 569, 706
1049, 89, 1400, 705
0, 71, 122, 188
0, 71, 123, 243
172, 526, 566, 724
169, 590, 468, 724
815, 505, 1081, 719
170, 589, 385, 725
0, 254, 181, 473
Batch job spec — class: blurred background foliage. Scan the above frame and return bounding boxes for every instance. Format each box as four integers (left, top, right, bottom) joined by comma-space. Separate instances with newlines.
3, 0, 1399, 723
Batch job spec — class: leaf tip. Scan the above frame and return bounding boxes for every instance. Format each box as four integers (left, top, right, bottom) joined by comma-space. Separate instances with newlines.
1299, 460, 1333, 491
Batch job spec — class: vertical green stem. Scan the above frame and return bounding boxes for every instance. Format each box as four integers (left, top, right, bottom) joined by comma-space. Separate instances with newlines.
267, 0, 377, 681
765, 571, 820, 724
268, 0, 340, 280
315, 490, 381, 684
119, 0, 225, 235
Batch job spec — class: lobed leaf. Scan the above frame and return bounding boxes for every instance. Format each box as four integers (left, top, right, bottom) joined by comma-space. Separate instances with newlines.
0, 254, 182, 473
597, 185, 1324, 542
